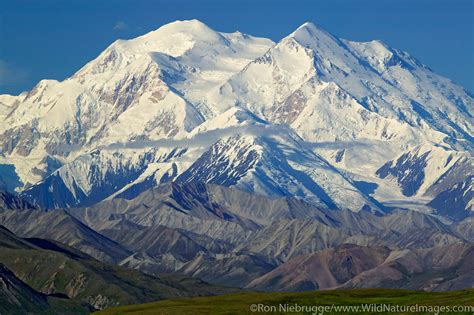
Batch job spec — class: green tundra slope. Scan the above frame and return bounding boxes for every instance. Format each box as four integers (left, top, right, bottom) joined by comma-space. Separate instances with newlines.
96, 289, 474, 315
0, 225, 237, 313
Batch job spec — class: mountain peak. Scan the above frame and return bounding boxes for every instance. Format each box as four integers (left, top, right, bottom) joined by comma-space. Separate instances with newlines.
295, 21, 320, 32
292, 21, 327, 36
157, 19, 214, 33
149, 19, 222, 44
286, 21, 334, 49
105, 19, 224, 58
2, 20, 473, 222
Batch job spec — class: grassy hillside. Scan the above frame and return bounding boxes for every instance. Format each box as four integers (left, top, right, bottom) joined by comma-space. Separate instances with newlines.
0, 262, 89, 315
0, 226, 237, 313
96, 289, 474, 315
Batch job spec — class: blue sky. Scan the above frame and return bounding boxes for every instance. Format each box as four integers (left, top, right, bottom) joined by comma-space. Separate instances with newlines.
1, 0, 473, 94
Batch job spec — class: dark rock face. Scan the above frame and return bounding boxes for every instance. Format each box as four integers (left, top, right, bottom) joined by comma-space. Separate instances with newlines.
177, 137, 260, 187
425, 158, 473, 221
0, 190, 34, 210
428, 181, 473, 221
21, 148, 186, 209
0, 126, 40, 156
376, 150, 430, 197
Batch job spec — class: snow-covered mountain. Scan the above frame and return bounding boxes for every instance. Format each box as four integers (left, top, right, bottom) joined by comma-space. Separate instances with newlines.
0, 20, 472, 220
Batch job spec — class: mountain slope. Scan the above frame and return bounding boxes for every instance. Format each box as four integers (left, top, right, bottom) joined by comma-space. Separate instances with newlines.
0, 263, 52, 314
247, 244, 473, 292
246, 244, 390, 291
0, 20, 273, 190
0, 225, 237, 312
0, 184, 470, 292
0, 20, 472, 220
63, 183, 469, 288
0, 193, 130, 263
176, 130, 377, 212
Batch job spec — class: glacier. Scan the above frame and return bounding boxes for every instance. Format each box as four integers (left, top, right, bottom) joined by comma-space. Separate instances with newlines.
0, 19, 472, 220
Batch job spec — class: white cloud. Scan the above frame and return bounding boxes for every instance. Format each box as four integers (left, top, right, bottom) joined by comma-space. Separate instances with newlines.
54, 124, 290, 153
113, 21, 129, 31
